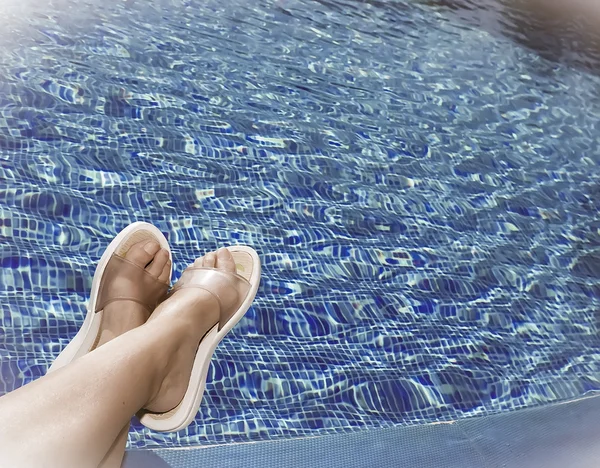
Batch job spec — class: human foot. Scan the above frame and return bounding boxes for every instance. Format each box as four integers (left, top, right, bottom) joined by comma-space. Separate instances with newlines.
143, 247, 237, 414
93, 239, 171, 348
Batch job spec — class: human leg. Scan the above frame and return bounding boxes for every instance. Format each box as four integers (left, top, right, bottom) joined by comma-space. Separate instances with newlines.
0, 248, 237, 468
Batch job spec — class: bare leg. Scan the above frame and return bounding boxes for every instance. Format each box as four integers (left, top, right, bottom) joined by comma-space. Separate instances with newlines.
92, 239, 171, 468
99, 425, 129, 468
0, 317, 177, 467
0, 248, 232, 468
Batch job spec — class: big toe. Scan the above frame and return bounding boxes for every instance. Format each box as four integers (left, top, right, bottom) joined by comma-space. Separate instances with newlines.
146, 248, 170, 280
125, 240, 161, 268
216, 247, 236, 273
202, 251, 216, 268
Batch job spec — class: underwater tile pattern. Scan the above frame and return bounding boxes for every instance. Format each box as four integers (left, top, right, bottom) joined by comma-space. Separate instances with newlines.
1, 0, 600, 448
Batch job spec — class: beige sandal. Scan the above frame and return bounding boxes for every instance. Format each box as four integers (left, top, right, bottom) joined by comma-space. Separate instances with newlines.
49, 222, 171, 372
138, 245, 261, 432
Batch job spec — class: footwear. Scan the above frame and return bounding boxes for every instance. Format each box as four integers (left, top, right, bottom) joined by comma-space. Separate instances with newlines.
138, 245, 261, 432
49, 222, 171, 372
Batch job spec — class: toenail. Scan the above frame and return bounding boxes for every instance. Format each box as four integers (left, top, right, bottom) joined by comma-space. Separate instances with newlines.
143, 241, 160, 254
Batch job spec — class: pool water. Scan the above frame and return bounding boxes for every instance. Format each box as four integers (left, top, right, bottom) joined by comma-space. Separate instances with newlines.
1, 0, 600, 449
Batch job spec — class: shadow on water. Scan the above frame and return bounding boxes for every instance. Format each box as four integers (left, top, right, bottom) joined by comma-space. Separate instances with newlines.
444, 0, 600, 73
356, 0, 600, 75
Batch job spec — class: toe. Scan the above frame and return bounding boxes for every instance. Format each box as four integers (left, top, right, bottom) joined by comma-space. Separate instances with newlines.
203, 251, 216, 268
193, 256, 204, 268
216, 247, 236, 273
147, 248, 169, 278
158, 257, 172, 283
125, 240, 160, 268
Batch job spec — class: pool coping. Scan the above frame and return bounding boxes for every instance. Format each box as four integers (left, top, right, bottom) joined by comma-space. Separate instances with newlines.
124, 391, 600, 467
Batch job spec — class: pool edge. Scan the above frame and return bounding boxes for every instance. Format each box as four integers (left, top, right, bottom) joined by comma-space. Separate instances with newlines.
124, 391, 600, 467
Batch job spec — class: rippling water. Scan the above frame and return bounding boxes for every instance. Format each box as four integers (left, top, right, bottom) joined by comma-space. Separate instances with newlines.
0, 0, 600, 448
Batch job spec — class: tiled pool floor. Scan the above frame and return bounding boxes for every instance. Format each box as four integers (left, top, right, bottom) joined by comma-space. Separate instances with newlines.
0, 0, 599, 449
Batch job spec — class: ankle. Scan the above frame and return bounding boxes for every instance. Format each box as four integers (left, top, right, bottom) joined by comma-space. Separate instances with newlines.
141, 320, 200, 410
137, 321, 186, 401
139, 290, 222, 410
148, 288, 220, 331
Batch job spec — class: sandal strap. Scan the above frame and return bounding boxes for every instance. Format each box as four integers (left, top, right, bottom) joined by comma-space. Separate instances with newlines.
170, 267, 251, 331
96, 254, 169, 313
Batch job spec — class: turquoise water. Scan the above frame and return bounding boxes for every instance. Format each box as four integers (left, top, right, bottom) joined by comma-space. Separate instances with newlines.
0, 0, 600, 448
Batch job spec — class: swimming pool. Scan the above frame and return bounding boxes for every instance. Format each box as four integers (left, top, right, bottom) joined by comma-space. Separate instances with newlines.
0, 0, 599, 450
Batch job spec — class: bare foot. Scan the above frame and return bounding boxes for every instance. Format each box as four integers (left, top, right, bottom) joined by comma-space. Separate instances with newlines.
144, 247, 236, 413
94, 240, 171, 348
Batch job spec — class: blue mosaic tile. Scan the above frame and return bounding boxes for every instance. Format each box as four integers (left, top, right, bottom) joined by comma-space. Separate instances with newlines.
0, 0, 600, 449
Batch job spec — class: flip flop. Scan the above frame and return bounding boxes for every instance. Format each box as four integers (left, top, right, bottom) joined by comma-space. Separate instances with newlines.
138, 245, 261, 432
49, 222, 172, 372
